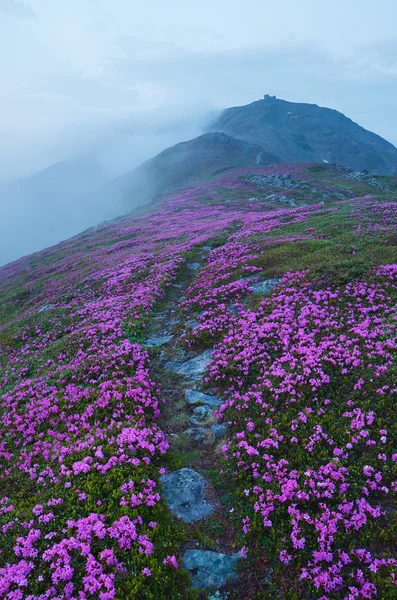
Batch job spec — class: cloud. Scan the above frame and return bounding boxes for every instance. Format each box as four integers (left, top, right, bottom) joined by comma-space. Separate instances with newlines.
0, 0, 35, 18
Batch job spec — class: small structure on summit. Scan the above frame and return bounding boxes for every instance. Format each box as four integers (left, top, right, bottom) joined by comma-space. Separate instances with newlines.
263, 94, 277, 100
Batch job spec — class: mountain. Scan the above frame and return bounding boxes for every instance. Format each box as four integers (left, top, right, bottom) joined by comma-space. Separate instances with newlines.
0, 159, 108, 265
210, 95, 397, 174
1, 160, 397, 599
84, 132, 279, 213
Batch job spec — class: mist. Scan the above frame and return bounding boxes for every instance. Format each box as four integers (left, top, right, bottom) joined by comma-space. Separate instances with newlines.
1, 0, 397, 265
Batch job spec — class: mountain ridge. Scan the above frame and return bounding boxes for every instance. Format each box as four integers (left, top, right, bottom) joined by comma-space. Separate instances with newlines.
210, 95, 397, 174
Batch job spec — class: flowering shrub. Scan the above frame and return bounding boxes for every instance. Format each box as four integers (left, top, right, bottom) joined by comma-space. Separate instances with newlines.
179, 196, 397, 598
1, 163, 397, 598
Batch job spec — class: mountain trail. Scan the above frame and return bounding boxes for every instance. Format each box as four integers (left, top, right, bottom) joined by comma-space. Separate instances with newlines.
145, 247, 242, 597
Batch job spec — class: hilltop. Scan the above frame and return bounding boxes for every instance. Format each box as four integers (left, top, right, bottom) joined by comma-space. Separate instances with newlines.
211, 95, 397, 174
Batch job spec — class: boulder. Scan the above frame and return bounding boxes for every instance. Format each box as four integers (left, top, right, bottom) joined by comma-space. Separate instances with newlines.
211, 423, 227, 438
184, 428, 215, 445
38, 304, 55, 313
251, 278, 281, 294
160, 468, 214, 522
182, 549, 242, 589
165, 350, 212, 381
189, 405, 213, 426
185, 389, 223, 407
145, 335, 172, 347
188, 262, 201, 271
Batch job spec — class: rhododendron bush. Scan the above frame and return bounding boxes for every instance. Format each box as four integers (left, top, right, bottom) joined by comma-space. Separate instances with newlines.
0, 164, 397, 599
180, 198, 397, 598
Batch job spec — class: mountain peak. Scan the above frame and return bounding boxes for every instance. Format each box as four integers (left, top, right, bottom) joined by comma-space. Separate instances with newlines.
210, 97, 397, 174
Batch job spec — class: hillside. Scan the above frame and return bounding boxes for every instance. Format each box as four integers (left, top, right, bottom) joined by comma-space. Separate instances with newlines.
0, 159, 108, 265
1, 162, 397, 599
211, 96, 397, 174
83, 132, 279, 213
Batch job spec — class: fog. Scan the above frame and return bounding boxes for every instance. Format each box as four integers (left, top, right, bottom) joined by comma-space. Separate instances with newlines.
1, 0, 397, 265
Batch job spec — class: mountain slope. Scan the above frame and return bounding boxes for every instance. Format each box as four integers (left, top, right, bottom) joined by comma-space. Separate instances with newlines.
1, 163, 397, 598
0, 159, 108, 265
210, 96, 397, 174
84, 132, 280, 213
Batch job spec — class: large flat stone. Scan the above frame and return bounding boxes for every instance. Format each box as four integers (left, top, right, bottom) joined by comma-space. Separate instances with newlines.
182, 549, 241, 589
160, 468, 214, 523
145, 335, 173, 347
189, 405, 213, 426
211, 423, 227, 438
165, 350, 212, 381
185, 389, 222, 407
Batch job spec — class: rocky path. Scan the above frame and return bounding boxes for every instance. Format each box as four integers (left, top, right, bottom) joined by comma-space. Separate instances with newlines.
144, 247, 243, 598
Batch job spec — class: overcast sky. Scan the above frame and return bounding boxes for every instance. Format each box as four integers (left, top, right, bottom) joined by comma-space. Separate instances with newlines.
1, 0, 397, 179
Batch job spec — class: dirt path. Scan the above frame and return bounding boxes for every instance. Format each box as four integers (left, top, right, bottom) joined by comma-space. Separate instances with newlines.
145, 247, 241, 597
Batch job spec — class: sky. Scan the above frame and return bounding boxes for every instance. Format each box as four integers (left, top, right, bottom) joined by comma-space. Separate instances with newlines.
0, 0, 397, 264
1, 0, 397, 179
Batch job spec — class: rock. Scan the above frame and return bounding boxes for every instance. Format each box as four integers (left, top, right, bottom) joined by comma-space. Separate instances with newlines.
208, 593, 229, 600
239, 274, 260, 283
164, 318, 180, 327
248, 174, 307, 190
38, 304, 55, 313
251, 278, 281, 294
189, 405, 214, 426
228, 304, 239, 315
145, 335, 172, 347
211, 423, 227, 438
160, 468, 214, 522
188, 262, 201, 271
165, 350, 212, 381
184, 427, 215, 445
182, 549, 241, 589
185, 389, 223, 407
185, 319, 200, 330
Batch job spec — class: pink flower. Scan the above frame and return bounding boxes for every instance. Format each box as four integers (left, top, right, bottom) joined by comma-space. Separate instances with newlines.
163, 555, 178, 569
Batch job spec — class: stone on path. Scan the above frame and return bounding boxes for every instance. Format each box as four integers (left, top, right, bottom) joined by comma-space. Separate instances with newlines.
185, 389, 222, 407
182, 549, 241, 589
160, 468, 214, 522
184, 428, 215, 445
187, 262, 201, 271
189, 405, 214, 426
165, 349, 212, 381
145, 335, 172, 347
211, 423, 227, 438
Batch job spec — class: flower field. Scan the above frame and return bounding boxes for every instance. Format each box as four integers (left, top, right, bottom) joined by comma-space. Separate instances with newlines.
1, 164, 397, 598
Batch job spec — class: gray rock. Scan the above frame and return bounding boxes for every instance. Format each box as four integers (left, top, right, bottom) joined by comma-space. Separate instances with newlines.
189, 405, 213, 426
145, 335, 172, 347
165, 350, 212, 381
184, 427, 214, 443
164, 318, 180, 327
251, 278, 281, 294
188, 262, 201, 271
239, 274, 261, 283
160, 468, 213, 522
185, 319, 200, 330
185, 389, 223, 407
182, 549, 241, 589
211, 423, 227, 438
228, 303, 239, 315
38, 304, 55, 313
